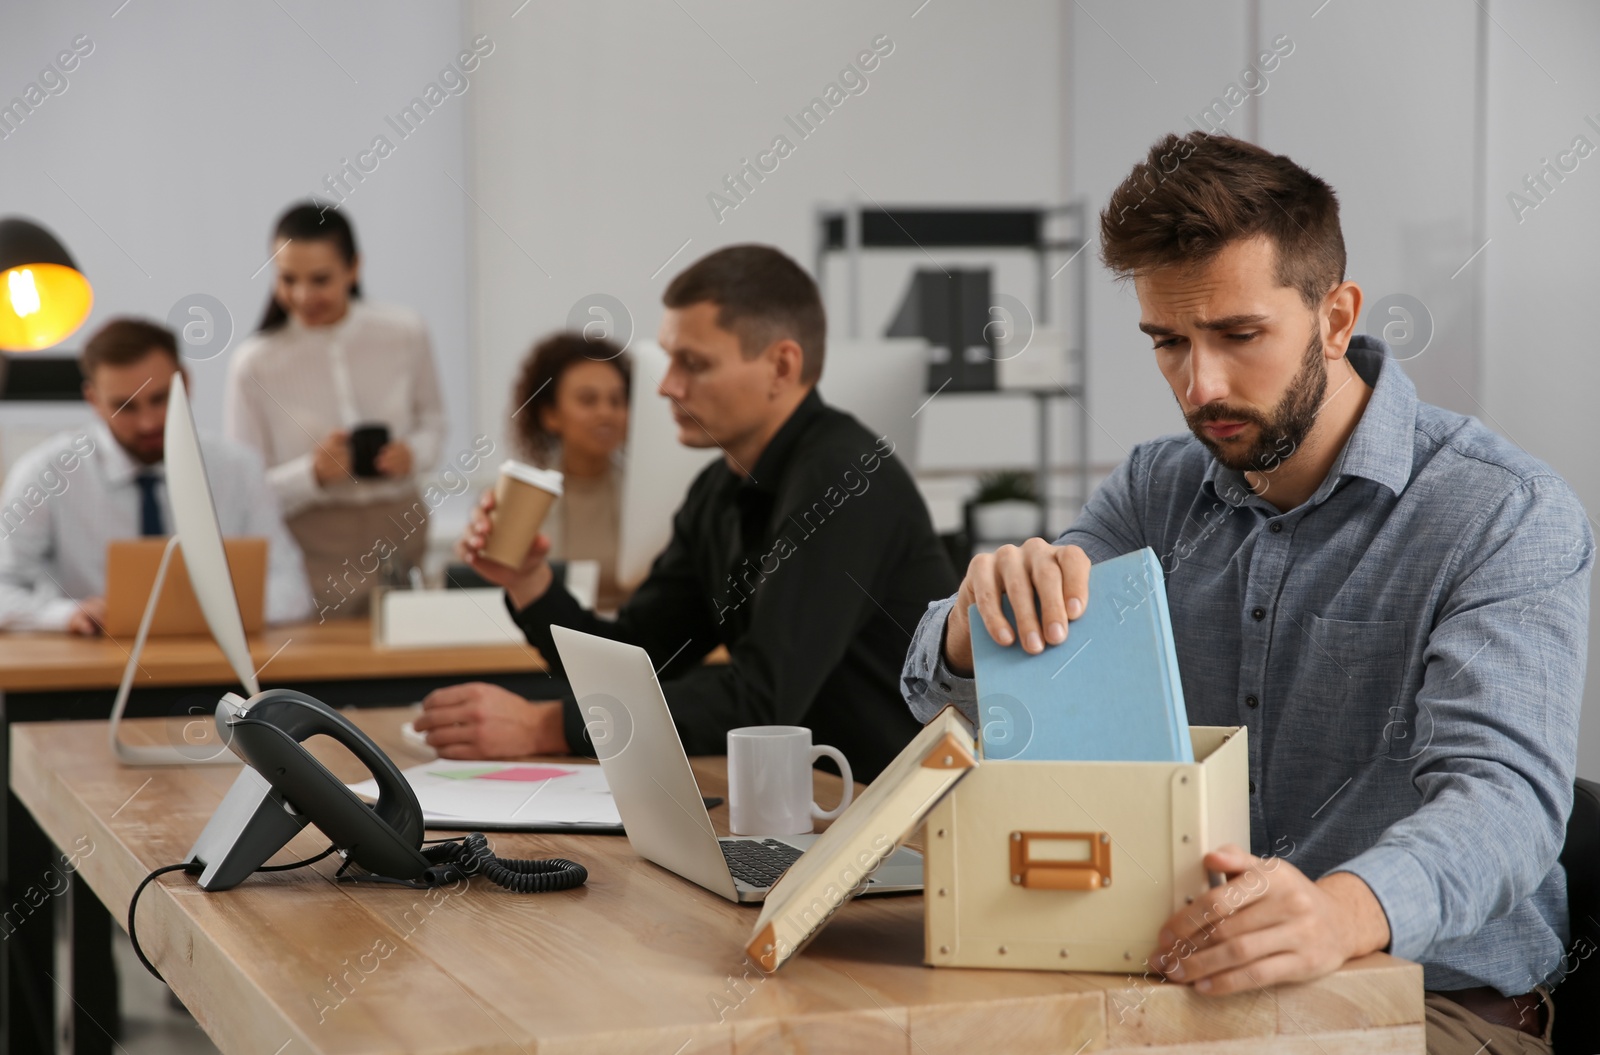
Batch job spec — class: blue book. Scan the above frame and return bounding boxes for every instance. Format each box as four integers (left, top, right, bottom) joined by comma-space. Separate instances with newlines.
969, 547, 1193, 763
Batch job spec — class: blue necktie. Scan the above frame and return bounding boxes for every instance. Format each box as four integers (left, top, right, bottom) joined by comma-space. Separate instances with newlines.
136, 470, 164, 536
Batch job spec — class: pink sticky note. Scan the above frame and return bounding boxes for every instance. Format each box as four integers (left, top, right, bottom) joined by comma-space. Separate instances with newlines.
477, 766, 575, 783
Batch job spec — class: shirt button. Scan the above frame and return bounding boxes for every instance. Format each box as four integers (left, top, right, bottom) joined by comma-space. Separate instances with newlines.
1251, 607, 1266, 621
1245, 695, 1259, 708
939, 682, 951, 692
1249, 780, 1257, 794
1269, 522, 1283, 533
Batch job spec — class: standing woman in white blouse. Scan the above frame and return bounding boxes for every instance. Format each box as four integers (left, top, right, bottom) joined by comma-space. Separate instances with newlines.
223, 204, 446, 618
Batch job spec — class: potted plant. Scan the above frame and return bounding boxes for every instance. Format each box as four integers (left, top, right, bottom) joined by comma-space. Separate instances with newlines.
966, 470, 1043, 546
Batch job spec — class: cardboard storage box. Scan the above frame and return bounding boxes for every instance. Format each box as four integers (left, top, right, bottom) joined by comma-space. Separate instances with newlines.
748, 707, 1250, 975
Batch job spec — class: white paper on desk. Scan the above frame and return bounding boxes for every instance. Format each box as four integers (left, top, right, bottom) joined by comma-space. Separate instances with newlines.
346, 759, 622, 831
374, 588, 523, 649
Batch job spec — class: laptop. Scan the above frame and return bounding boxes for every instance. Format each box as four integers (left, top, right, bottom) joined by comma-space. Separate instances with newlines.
549, 625, 924, 903
104, 537, 268, 638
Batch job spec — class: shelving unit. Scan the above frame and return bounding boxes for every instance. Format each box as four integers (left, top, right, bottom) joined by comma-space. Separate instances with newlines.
814, 202, 1091, 538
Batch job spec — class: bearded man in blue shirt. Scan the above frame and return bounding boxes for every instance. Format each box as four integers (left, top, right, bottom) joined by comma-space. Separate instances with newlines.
901, 131, 1591, 1055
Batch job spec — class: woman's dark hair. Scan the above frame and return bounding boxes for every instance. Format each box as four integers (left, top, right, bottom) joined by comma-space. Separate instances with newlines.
256, 203, 363, 332
511, 332, 630, 465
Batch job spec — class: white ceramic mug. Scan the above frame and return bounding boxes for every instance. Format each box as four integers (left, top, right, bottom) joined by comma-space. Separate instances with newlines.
727, 726, 853, 836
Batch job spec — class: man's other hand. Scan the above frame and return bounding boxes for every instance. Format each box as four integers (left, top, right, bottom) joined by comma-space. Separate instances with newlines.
415, 682, 569, 759
66, 597, 107, 636
1148, 844, 1391, 996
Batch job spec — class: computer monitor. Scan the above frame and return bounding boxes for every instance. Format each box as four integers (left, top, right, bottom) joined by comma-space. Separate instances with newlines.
110, 371, 257, 765
616, 341, 717, 590
164, 372, 258, 690
816, 337, 927, 472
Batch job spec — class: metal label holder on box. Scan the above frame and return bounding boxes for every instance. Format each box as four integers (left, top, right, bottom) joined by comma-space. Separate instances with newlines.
747, 707, 1250, 975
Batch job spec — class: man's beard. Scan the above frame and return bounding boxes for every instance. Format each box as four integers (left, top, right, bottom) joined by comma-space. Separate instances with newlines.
1185, 328, 1327, 474
115, 432, 164, 466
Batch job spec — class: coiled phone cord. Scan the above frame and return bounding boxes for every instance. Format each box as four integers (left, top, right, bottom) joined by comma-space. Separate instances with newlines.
337, 832, 589, 893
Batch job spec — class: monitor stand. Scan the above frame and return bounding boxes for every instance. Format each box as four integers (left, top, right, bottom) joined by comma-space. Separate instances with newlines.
108, 535, 246, 766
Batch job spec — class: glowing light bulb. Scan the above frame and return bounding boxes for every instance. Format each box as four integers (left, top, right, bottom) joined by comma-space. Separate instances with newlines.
7, 269, 41, 318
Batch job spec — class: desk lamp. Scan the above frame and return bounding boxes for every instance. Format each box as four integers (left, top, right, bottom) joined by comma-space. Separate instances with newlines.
0, 217, 92, 351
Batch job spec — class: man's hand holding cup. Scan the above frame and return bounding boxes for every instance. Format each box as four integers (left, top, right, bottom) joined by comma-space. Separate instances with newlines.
458, 460, 564, 611
942, 537, 1092, 676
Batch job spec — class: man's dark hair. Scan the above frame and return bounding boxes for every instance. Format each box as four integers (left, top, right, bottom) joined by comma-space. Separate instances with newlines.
1099, 132, 1345, 310
80, 318, 179, 377
662, 244, 826, 383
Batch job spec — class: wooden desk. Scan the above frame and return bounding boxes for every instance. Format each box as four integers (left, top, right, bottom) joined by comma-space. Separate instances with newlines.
11, 709, 1425, 1054
0, 620, 550, 1055
0, 617, 547, 693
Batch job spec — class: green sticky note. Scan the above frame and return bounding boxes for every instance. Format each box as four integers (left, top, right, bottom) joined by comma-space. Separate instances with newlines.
432, 766, 504, 781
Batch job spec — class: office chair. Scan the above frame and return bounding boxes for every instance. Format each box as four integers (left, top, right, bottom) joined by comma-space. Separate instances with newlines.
1555, 777, 1600, 1052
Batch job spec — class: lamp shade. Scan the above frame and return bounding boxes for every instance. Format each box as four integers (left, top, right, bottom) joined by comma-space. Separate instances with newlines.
0, 217, 93, 351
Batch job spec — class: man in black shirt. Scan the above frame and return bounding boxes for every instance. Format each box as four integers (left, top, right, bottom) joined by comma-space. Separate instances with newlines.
416, 245, 956, 780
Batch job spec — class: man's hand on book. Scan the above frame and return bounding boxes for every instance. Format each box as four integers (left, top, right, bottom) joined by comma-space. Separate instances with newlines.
942, 538, 1091, 676
1148, 844, 1391, 996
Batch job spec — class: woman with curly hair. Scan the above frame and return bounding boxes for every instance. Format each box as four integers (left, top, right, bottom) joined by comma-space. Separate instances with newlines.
510, 332, 631, 610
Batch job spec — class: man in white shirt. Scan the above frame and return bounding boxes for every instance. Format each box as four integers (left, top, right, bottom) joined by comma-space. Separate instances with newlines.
0, 317, 313, 633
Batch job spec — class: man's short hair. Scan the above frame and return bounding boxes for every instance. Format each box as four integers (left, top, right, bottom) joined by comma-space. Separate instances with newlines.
80, 318, 179, 378
662, 244, 826, 383
1099, 132, 1345, 310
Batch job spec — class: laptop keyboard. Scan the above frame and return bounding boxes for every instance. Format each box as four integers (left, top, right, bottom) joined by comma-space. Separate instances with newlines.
719, 838, 805, 888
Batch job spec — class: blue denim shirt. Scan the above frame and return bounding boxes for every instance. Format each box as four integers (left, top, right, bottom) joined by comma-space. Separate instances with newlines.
902, 336, 1592, 994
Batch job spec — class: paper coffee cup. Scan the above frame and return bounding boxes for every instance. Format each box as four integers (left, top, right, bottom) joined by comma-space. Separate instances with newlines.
480, 460, 563, 567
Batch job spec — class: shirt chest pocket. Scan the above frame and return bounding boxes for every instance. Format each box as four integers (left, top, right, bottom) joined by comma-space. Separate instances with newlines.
1278, 615, 1410, 764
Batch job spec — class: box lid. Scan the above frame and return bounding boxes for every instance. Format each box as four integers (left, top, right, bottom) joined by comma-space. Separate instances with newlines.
746, 706, 976, 972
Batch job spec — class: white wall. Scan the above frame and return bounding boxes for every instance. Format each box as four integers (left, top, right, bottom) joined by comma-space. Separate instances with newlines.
1067, 0, 1253, 467
1068, 0, 1482, 463
0, 0, 475, 473
1481, 0, 1600, 777
463, 0, 1070, 529
1259, 0, 1482, 413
